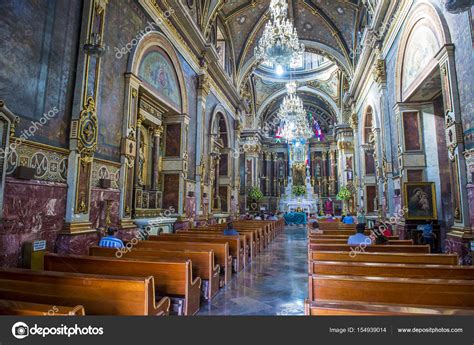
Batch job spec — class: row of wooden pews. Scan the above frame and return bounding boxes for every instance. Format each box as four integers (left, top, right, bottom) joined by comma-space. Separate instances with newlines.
0, 219, 284, 316
305, 221, 474, 316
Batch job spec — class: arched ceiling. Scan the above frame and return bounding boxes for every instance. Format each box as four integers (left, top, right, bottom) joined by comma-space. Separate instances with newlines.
260, 91, 338, 139
184, 0, 365, 131
220, 0, 362, 79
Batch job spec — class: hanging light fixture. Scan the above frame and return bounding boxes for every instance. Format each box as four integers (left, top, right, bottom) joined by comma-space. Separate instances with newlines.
255, 0, 305, 70
276, 82, 313, 142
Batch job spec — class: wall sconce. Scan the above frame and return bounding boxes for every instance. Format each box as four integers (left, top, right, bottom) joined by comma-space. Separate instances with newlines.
83, 33, 105, 57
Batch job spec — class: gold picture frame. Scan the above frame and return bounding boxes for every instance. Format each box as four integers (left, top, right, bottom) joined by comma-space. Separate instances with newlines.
403, 182, 437, 220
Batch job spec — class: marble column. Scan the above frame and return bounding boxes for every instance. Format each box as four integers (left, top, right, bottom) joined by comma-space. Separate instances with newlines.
151, 126, 163, 191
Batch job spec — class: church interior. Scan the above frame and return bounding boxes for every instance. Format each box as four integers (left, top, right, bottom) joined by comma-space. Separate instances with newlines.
0, 0, 473, 317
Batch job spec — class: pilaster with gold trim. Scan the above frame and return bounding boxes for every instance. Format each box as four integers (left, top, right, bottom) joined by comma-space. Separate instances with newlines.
63, 0, 109, 234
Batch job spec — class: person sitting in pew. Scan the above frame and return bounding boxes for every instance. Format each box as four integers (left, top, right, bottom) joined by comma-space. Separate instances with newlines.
223, 222, 239, 236
98, 227, 124, 248
267, 213, 278, 221
310, 221, 323, 235
347, 224, 372, 246
342, 213, 355, 225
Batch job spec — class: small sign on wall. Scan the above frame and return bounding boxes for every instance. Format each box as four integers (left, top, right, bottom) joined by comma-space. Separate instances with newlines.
33, 240, 47, 251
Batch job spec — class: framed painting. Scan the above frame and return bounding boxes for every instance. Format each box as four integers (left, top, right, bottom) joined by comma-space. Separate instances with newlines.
403, 182, 437, 220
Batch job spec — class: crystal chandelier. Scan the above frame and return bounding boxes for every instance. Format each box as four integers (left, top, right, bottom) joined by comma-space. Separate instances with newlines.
255, 0, 305, 69
276, 82, 313, 142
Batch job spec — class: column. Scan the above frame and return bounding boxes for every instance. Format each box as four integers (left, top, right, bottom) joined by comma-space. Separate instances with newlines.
195, 69, 210, 217
437, 45, 473, 263
62, 0, 109, 236
151, 126, 163, 190
374, 58, 395, 216
265, 152, 271, 196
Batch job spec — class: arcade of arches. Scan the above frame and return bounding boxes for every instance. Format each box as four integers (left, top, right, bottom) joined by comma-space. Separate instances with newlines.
0, 0, 473, 316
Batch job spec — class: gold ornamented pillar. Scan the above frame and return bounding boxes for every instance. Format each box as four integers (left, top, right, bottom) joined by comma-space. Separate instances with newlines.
119, 74, 140, 229
195, 70, 210, 218
62, 0, 109, 235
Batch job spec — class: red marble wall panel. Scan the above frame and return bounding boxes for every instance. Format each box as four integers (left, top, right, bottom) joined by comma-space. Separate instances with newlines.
165, 124, 181, 157
0, 178, 67, 267
89, 188, 120, 229
162, 174, 180, 211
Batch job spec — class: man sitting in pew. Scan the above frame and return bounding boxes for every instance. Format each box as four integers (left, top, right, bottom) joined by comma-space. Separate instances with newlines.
98, 227, 124, 248
347, 224, 372, 246
223, 222, 239, 236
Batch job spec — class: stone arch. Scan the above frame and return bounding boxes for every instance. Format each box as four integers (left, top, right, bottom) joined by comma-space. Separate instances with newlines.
129, 31, 188, 114
395, 1, 451, 102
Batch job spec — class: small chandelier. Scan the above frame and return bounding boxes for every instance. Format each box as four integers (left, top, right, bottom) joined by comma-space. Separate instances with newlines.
255, 0, 305, 69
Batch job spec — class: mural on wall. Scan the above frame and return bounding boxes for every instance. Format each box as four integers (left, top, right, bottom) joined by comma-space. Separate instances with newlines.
139, 48, 182, 110
98, 0, 150, 161
0, 0, 82, 148
403, 25, 440, 91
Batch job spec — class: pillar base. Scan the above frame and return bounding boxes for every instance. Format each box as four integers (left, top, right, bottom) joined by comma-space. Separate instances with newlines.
445, 227, 473, 265
119, 218, 137, 230
60, 221, 96, 235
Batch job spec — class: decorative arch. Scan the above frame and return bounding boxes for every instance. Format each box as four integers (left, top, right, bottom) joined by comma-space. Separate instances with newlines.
395, 2, 451, 102
129, 31, 188, 114
210, 105, 231, 148
256, 85, 340, 126
362, 106, 374, 144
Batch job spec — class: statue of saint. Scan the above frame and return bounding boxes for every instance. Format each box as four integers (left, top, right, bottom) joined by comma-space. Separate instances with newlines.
138, 141, 146, 186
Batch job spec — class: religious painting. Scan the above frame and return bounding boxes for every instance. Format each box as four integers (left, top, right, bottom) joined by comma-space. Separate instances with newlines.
403, 182, 437, 220
402, 25, 440, 93
402, 111, 422, 151
138, 48, 182, 110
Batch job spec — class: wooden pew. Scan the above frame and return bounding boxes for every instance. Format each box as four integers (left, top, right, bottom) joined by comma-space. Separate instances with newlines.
149, 234, 244, 273
136, 241, 232, 285
310, 251, 459, 265
311, 261, 474, 279
179, 229, 256, 261
209, 224, 266, 251
0, 299, 85, 316
305, 299, 474, 316
321, 230, 370, 236
44, 253, 201, 316
309, 243, 430, 253
240, 221, 278, 240
308, 274, 474, 310
89, 246, 220, 300
309, 234, 399, 240
309, 239, 413, 245
0, 268, 170, 316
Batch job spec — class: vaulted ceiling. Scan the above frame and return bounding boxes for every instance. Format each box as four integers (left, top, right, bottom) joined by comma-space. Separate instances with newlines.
219, 0, 361, 80
176, 0, 365, 129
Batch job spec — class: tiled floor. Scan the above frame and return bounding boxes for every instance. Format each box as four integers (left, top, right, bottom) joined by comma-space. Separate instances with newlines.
198, 225, 308, 316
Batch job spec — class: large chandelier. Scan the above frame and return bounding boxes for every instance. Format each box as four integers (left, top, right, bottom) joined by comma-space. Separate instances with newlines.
255, 0, 305, 69
276, 82, 313, 142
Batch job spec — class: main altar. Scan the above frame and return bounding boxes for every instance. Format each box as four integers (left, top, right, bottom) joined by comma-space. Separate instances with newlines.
279, 140, 318, 213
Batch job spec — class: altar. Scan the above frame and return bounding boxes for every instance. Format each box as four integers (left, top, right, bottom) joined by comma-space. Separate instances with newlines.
278, 140, 319, 213
283, 212, 307, 225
